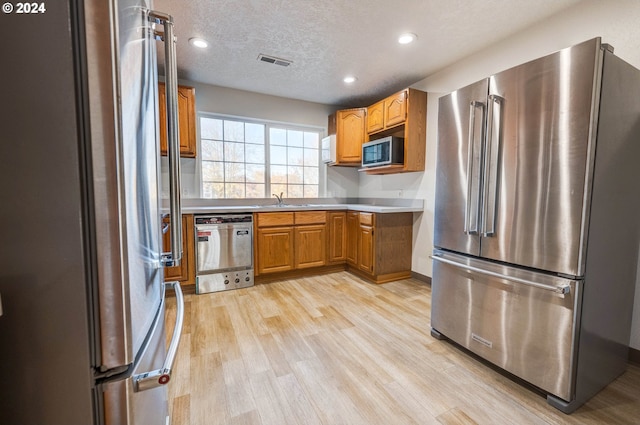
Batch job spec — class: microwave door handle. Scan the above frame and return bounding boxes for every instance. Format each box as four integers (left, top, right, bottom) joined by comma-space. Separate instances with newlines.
150, 10, 182, 266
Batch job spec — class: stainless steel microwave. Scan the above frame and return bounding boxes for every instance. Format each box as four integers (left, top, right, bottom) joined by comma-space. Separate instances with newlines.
361, 136, 404, 167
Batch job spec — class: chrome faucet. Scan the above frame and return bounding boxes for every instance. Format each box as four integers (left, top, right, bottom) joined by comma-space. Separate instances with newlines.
272, 192, 284, 206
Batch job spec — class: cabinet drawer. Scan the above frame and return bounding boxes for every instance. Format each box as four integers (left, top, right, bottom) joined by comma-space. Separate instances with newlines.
359, 212, 374, 226
256, 212, 294, 227
295, 211, 326, 225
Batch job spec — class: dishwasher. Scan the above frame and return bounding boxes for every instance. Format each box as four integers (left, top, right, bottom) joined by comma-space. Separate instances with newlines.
195, 214, 254, 294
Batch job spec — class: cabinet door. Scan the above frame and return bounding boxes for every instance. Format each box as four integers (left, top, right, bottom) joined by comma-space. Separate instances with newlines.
384, 90, 407, 128
366, 100, 384, 133
159, 83, 197, 158
358, 224, 374, 274
336, 108, 366, 164
346, 212, 359, 266
257, 227, 295, 274
163, 214, 195, 287
327, 212, 346, 263
295, 224, 327, 269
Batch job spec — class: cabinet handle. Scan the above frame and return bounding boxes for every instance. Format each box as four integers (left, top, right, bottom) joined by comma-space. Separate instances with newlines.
150, 10, 182, 266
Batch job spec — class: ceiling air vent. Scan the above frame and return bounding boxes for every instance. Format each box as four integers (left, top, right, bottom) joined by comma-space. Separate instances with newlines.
257, 54, 293, 67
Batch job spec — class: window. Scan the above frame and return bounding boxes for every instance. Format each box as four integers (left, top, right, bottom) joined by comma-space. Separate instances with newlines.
200, 115, 321, 199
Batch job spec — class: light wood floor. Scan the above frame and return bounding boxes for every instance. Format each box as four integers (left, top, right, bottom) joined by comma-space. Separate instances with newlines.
165, 272, 640, 425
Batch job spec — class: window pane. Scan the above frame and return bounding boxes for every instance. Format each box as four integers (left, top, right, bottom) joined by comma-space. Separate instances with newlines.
288, 130, 303, 147
304, 185, 318, 198
246, 123, 265, 144
303, 148, 318, 166
246, 144, 265, 164
224, 120, 244, 142
271, 183, 287, 197
201, 118, 222, 140
203, 182, 224, 198
225, 183, 245, 198
246, 164, 265, 183
304, 167, 318, 184
271, 165, 287, 183
246, 183, 265, 198
288, 185, 303, 198
201, 139, 223, 161
270, 128, 287, 146
202, 161, 224, 182
225, 163, 245, 182
270, 145, 287, 165
224, 141, 245, 162
287, 147, 304, 166
304, 132, 319, 149
288, 166, 303, 184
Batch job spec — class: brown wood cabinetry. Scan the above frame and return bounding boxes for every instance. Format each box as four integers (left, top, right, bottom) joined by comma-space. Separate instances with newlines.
333, 108, 366, 166
163, 214, 195, 292
346, 212, 413, 284
256, 211, 328, 274
158, 83, 197, 158
327, 212, 347, 263
256, 226, 295, 274
346, 211, 359, 266
364, 88, 427, 174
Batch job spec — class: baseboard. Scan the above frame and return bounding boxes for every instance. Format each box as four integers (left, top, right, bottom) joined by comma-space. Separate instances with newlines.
630, 347, 640, 365
411, 271, 431, 285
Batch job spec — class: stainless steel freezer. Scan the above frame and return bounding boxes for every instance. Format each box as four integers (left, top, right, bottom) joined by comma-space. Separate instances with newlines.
0, 0, 184, 423
432, 38, 640, 413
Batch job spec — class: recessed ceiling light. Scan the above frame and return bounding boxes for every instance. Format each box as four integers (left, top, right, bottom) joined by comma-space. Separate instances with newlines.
343, 76, 357, 84
398, 33, 417, 45
189, 37, 208, 48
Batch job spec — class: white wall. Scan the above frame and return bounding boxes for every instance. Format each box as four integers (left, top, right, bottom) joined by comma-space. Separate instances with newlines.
163, 80, 360, 198
359, 0, 640, 348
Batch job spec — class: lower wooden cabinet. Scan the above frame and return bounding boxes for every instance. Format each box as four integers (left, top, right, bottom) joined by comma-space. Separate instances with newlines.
295, 224, 326, 269
256, 226, 295, 274
256, 211, 331, 275
327, 211, 347, 264
346, 211, 413, 284
163, 214, 195, 291
346, 212, 359, 266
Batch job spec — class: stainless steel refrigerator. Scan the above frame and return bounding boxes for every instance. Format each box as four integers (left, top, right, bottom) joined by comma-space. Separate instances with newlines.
432, 37, 640, 413
0, 0, 185, 423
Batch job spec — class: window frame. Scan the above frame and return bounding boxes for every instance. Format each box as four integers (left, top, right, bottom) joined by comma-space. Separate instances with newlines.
197, 112, 326, 199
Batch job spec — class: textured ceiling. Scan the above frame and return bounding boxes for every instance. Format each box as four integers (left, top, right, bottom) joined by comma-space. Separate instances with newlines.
153, 0, 582, 107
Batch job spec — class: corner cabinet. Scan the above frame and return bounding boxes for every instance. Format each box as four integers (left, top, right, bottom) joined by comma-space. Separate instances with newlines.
163, 214, 196, 293
158, 83, 197, 158
346, 212, 413, 284
363, 88, 427, 174
330, 108, 366, 166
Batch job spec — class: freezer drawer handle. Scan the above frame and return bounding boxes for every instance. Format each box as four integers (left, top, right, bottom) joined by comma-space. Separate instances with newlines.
133, 281, 185, 392
431, 255, 571, 295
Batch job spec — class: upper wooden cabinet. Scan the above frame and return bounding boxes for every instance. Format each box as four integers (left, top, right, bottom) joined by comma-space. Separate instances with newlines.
158, 83, 197, 158
333, 108, 366, 166
364, 88, 427, 175
367, 90, 408, 133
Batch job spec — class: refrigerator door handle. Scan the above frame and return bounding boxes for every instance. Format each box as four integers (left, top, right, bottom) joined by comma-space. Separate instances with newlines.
150, 10, 183, 267
465, 101, 485, 234
431, 255, 571, 294
481, 94, 504, 237
133, 281, 185, 392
